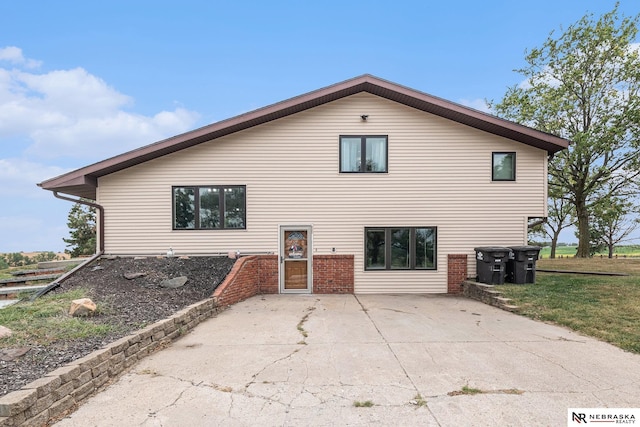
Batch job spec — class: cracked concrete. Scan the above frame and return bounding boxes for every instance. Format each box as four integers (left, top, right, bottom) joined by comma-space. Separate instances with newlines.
54, 294, 640, 426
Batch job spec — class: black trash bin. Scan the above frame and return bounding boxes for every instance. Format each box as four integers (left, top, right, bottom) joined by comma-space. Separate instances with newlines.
474, 247, 510, 285
507, 246, 542, 284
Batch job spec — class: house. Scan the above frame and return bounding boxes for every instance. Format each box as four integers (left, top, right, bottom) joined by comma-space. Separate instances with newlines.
38, 75, 568, 295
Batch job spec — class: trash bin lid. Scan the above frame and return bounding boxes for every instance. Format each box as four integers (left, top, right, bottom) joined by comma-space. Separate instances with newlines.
508, 246, 542, 252
474, 246, 511, 252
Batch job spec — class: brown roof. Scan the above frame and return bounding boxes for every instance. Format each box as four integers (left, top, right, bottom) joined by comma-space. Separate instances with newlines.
38, 74, 569, 199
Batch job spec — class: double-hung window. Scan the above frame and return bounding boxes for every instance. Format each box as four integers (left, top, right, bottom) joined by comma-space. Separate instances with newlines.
365, 227, 437, 270
340, 135, 388, 173
492, 152, 516, 181
173, 185, 246, 230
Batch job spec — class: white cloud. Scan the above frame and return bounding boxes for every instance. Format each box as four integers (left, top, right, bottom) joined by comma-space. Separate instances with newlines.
0, 47, 200, 161
0, 46, 41, 68
0, 158, 67, 197
459, 98, 492, 114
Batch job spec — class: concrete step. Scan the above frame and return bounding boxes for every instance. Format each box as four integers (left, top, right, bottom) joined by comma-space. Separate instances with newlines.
0, 285, 48, 298
11, 267, 66, 277
37, 259, 84, 269
0, 274, 62, 286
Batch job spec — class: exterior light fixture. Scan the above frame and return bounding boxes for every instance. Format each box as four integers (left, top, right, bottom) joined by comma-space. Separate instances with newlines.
360, 115, 368, 121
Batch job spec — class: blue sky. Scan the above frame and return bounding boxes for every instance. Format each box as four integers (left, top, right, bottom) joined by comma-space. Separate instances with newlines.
0, 0, 638, 253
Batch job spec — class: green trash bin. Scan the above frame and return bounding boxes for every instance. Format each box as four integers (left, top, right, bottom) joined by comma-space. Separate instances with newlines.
507, 246, 542, 284
474, 247, 510, 285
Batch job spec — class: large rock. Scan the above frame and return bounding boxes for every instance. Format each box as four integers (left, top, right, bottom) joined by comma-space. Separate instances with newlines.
159, 276, 188, 289
69, 298, 97, 316
0, 346, 30, 362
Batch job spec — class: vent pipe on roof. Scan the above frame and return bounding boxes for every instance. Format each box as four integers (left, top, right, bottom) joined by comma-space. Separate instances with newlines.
53, 191, 105, 253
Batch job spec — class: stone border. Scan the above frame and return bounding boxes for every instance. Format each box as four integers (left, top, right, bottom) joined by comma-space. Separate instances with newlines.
0, 298, 221, 426
461, 280, 519, 312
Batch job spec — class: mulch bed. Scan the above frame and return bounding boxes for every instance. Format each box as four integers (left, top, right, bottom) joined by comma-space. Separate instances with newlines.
0, 255, 235, 397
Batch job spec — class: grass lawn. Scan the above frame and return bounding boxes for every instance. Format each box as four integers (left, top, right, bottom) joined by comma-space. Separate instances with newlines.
539, 245, 640, 258
0, 289, 118, 346
498, 258, 640, 354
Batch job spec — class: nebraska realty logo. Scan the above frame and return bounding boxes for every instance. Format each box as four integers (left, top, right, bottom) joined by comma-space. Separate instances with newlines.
568, 408, 638, 425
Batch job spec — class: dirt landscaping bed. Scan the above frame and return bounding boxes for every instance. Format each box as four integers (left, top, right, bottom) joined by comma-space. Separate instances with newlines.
0, 255, 235, 397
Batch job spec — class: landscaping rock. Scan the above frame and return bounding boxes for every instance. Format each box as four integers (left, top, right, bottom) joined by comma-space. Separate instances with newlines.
0, 326, 11, 339
159, 276, 188, 289
69, 298, 97, 317
0, 347, 30, 362
124, 272, 147, 280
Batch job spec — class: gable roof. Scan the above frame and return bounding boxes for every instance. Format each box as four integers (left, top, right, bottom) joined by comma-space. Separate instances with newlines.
38, 74, 569, 199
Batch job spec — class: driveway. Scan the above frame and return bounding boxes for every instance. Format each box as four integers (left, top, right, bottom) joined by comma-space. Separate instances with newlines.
55, 294, 640, 426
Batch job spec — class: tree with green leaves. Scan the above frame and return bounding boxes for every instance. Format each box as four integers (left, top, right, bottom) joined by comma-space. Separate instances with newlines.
63, 201, 97, 257
588, 195, 640, 258
530, 190, 575, 258
492, 4, 640, 257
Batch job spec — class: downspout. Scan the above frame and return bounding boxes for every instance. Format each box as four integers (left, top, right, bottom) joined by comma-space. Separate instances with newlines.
53, 191, 105, 253
30, 192, 105, 300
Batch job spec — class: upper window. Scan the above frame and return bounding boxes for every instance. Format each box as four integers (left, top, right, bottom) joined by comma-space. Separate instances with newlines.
340, 135, 388, 173
492, 152, 516, 181
365, 227, 436, 270
173, 186, 246, 230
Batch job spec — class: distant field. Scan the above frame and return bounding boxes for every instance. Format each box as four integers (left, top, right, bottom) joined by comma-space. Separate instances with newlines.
537, 257, 640, 275
539, 245, 640, 258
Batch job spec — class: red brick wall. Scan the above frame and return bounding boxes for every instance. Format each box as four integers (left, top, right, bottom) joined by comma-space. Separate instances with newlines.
447, 254, 468, 294
258, 255, 279, 294
213, 254, 355, 305
212, 256, 260, 306
313, 255, 354, 294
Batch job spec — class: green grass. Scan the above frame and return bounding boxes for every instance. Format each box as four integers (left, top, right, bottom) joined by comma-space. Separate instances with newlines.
0, 289, 118, 346
353, 400, 374, 407
539, 245, 640, 259
498, 271, 640, 353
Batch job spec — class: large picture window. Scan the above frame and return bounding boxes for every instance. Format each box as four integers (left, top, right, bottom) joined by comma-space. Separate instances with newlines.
365, 227, 436, 270
492, 152, 516, 181
173, 185, 246, 230
340, 135, 388, 173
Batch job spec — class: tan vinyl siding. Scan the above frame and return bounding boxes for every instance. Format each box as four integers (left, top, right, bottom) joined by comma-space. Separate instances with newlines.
98, 93, 547, 293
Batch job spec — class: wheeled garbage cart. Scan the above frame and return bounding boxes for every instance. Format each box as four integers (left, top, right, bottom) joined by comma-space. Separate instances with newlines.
506, 246, 542, 284
474, 247, 510, 285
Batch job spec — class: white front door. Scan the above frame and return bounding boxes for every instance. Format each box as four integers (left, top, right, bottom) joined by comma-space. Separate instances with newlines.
280, 226, 312, 293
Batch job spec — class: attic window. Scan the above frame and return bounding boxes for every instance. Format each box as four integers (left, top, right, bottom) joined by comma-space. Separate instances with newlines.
340, 136, 388, 173
173, 185, 246, 230
492, 152, 516, 181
